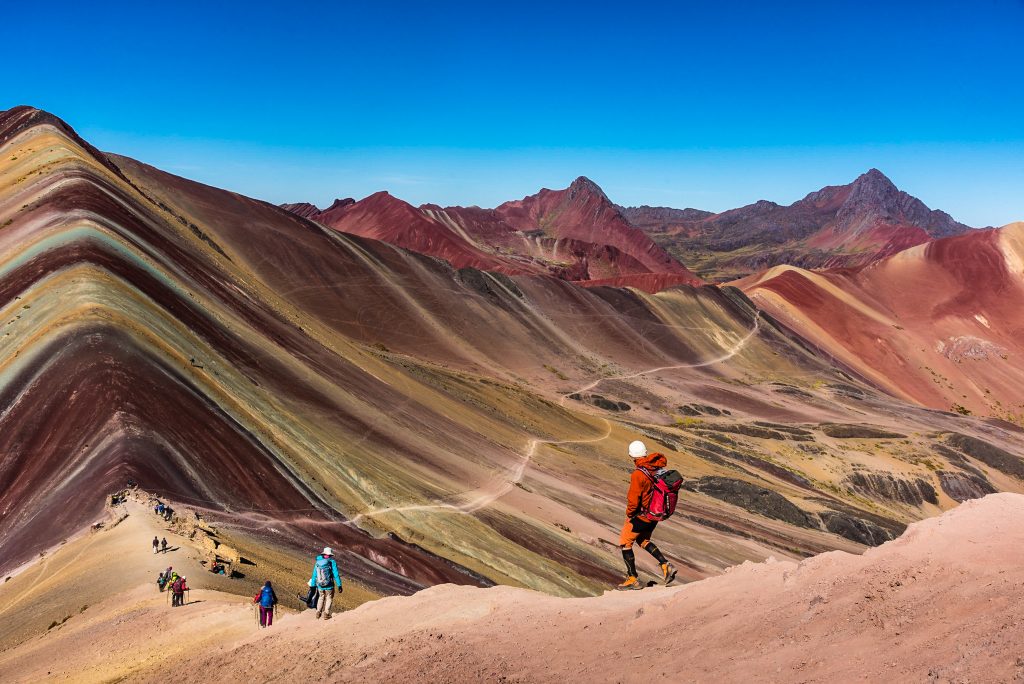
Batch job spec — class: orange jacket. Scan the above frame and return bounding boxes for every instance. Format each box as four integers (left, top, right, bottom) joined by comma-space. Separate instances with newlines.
626, 453, 667, 520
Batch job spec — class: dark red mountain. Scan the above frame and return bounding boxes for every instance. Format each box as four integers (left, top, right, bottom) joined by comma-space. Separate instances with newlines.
495, 177, 699, 280
620, 169, 976, 281
289, 192, 538, 274
283, 178, 702, 291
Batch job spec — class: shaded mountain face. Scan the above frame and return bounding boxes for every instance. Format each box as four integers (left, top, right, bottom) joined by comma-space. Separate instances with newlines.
621, 169, 975, 281
278, 201, 321, 219
2, 106, 1023, 611
618, 205, 714, 226
285, 178, 702, 292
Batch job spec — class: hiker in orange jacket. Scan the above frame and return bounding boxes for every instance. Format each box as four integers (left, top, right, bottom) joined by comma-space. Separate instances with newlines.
617, 440, 677, 590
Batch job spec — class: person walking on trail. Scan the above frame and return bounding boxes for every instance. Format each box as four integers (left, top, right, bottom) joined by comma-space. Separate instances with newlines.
617, 440, 677, 590
171, 575, 188, 607
161, 537, 168, 553
152, 536, 159, 554
253, 580, 278, 628
308, 547, 342, 620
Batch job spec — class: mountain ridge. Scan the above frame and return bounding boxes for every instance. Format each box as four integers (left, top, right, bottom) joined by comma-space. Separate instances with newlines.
284, 177, 703, 290
622, 168, 978, 281
6, 105, 1024, 623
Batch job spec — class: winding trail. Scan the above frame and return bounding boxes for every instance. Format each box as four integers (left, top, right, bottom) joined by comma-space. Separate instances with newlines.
346, 423, 612, 527
348, 312, 761, 528
560, 312, 761, 405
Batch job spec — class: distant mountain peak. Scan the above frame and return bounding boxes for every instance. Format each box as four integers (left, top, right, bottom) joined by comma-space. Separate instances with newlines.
850, 168, 898, 195
861, 167, 891, 181
567, 176, 608, 201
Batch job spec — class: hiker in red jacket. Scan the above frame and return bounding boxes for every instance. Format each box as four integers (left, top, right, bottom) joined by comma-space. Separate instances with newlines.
171, 576, 189, 607
617, 440, 677, 590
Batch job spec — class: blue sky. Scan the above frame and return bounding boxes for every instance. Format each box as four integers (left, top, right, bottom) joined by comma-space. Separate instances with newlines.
4, 1, 1023, 225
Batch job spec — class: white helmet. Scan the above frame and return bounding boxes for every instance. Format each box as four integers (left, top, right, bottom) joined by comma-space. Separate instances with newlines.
628, 440, 648, 459
322, 547, 334, 556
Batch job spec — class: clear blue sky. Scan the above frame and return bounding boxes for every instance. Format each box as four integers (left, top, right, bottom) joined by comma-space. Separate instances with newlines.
4, 1, 1023, 225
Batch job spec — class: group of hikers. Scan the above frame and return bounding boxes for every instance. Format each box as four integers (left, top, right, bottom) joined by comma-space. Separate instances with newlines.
256, 547, 342, 625
156, 567, 190, 606
153, 501, 174, 521
151, 536, 169, 554
145, 438, 678, 629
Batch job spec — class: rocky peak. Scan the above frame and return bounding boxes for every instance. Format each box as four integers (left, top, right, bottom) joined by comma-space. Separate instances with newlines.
854, 168, 897, 189
323, 198, 355, 212
567, 176, 609, 203
279, 202, 321, 219
835, 169, 968, 236
846, 168, 900, 205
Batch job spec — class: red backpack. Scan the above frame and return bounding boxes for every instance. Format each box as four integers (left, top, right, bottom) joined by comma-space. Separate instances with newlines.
640, 467, 684, 521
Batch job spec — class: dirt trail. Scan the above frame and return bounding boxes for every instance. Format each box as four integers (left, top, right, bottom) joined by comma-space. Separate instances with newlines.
4, 490, 1020, 682
0, 497, 251, 657
562, 311, 761, 401
350, 313, 761, 528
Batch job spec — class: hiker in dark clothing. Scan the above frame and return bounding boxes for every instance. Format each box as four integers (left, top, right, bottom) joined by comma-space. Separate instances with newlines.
161, 537, 168, 553
159, 566, 173, 592
253, 581, 278, 627
152, 536, 159, 554
308, 547, 342, 619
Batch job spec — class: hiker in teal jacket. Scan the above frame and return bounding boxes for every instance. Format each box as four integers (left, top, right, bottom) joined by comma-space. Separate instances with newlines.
308, 547, 342, 619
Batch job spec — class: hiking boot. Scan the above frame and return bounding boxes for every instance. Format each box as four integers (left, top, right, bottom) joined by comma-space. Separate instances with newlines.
323, 613, 332, 620
616, 575, 642, 591
661, 562, 677, 586
315, 612, 322, 620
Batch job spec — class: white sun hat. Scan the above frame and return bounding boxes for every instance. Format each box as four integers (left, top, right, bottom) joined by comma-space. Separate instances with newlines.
628, 440, 648, 459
